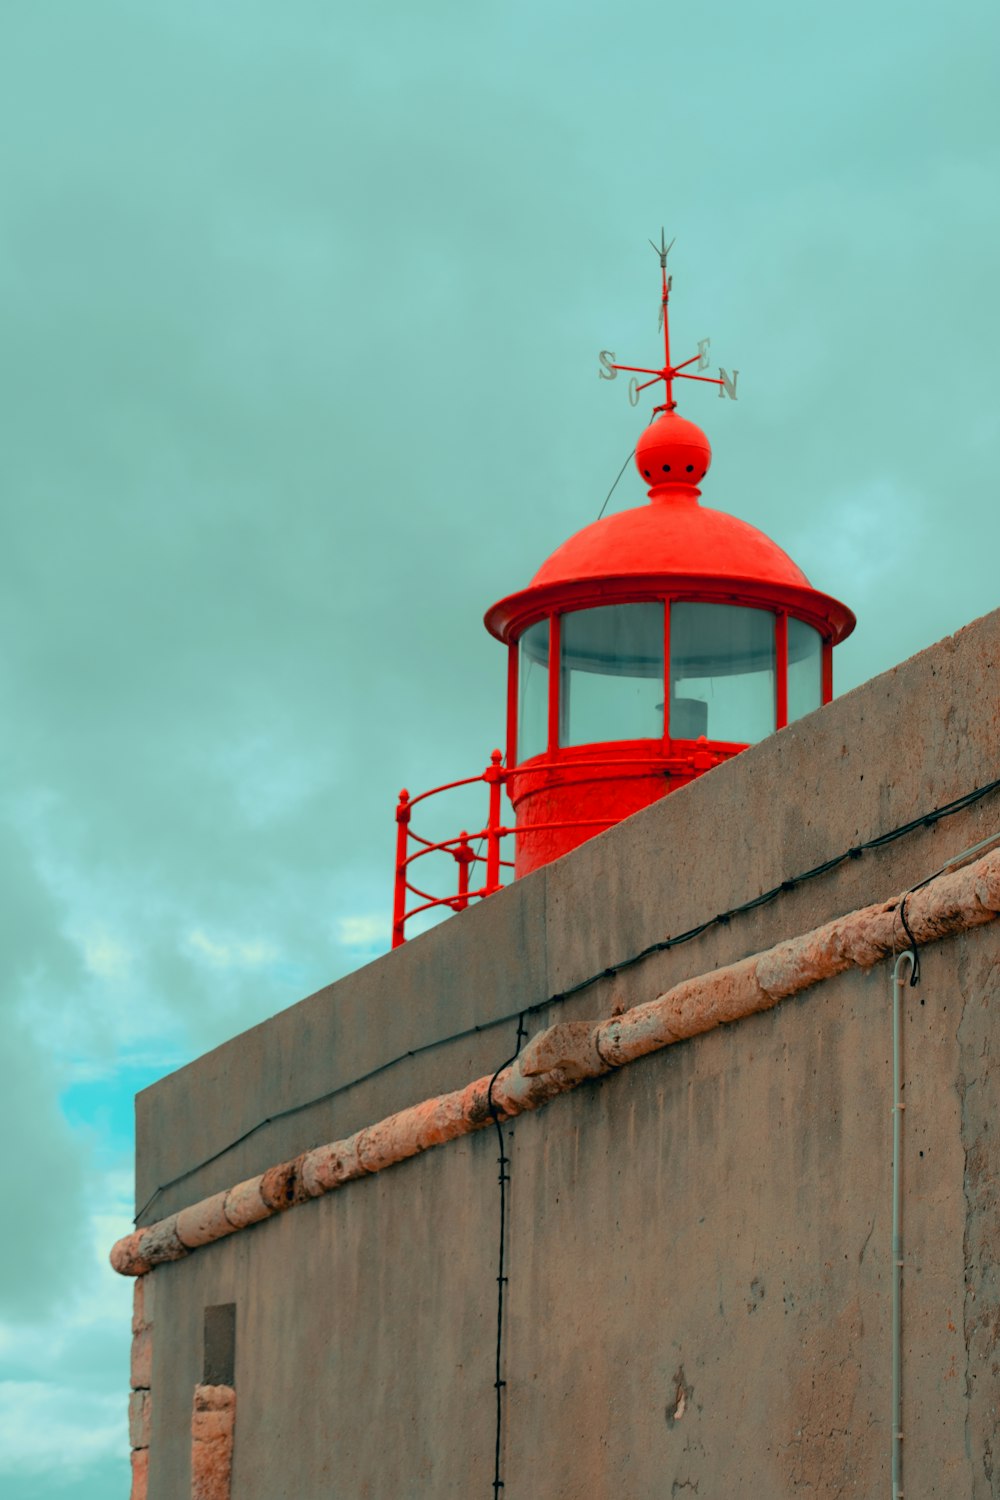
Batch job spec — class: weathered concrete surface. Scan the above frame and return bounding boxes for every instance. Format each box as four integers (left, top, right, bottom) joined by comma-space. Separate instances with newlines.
129, 1275, 154, 1500
142, 924, 998, 1496
112, 849, 1000, 1276
190, 1385, 235, 1500
128, 1390, 151, 1450
504, 939, 982, 1498
148, 1136, 499, 1498
130, 1325, 152, 1394
135, 607, 1000, 1497
955, 939, 1000, 1497
129, 1447, 148, 1500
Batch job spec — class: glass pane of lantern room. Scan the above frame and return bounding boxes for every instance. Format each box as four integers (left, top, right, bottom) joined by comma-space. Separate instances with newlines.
787, 618, 823, 722
670, 603, 776, 744
560, 603, 664, 747
518, 620, 549, 761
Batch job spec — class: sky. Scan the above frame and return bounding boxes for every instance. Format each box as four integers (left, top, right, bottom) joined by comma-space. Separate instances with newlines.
2, 1, 999, 1493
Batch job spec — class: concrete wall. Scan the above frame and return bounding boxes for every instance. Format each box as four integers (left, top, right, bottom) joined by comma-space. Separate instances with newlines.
136, 607, 1000, 1497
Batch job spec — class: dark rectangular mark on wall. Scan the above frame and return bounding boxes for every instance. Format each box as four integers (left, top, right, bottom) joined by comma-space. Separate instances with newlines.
203, 1303, 236, 1387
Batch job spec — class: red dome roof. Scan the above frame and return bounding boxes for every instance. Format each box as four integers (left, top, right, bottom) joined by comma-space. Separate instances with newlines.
484, 410, 855, 645
529, 500, 812, 592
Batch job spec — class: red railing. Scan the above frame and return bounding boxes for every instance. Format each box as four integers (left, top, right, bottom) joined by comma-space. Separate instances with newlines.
391, 746, 704, 946
393, 750, 510, 948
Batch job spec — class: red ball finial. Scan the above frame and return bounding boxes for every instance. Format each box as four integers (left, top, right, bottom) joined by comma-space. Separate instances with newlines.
635, 411, 712, 501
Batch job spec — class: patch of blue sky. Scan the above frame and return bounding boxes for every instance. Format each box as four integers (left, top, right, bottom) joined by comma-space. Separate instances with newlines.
59, 1059, 180, 1173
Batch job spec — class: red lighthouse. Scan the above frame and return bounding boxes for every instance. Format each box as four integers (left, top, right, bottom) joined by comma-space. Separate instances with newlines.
393, 239, 855, 941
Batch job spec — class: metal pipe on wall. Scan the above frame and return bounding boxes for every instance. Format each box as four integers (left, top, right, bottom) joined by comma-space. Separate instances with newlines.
891, 948, 916, 1500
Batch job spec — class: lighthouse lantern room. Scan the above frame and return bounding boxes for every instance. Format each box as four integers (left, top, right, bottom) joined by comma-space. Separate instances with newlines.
392, 237, 855, 945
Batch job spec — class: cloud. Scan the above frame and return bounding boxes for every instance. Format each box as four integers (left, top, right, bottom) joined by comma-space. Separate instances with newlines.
185, 929, 280, 970
0, 1177, 132, 1497
0, 826, 90, 1318
336, 914, 390, 950
80, 933, 132, 981
0, 1383, 123, 1478
788, 477, 927, 598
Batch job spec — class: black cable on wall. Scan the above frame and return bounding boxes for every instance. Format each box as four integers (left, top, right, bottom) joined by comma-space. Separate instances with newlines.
486, 1014, 527, 1496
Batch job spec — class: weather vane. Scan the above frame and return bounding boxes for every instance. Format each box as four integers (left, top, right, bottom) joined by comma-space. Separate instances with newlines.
598, 230, 739, 410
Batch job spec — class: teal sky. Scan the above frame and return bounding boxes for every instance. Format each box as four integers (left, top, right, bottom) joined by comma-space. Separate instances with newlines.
3, 2, 998, 1492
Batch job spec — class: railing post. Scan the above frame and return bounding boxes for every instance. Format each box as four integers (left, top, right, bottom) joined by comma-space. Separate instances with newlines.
484, 749, 505, 895
392, 790, 410, 948
454, 831, 475, 911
